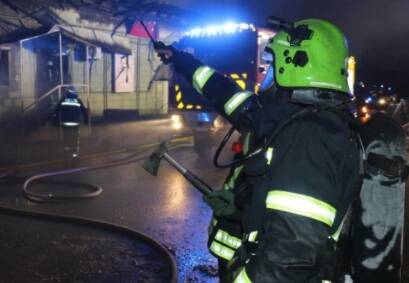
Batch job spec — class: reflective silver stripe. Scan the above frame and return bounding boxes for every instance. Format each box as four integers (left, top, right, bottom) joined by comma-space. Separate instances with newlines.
322, 280, 332, 283
215, 230, 242, 249
61, 102, 81, 107
234, 268, 252, 283
209, 241, 235, 261
266, 190, 336, 227
248, 231, 258, 243
224, 91, 252, 116
63, 122, 80, 126
192, 66, 215, 94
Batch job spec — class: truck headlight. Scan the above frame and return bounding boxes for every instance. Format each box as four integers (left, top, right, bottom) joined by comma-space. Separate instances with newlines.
171, 114, 181, 122
171, 115, 183, 129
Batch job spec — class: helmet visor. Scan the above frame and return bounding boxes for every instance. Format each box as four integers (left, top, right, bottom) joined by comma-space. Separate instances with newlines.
259, 50, 275, 93
259, 65, 275, 93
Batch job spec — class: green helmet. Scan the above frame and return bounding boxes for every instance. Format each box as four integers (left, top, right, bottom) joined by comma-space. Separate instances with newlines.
262, 19, 350, 95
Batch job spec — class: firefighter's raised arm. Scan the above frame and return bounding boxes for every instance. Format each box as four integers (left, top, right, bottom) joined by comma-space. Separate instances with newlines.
155, 44, 258, 130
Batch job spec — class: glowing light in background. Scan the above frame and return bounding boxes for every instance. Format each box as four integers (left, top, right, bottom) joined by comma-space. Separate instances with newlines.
365, 97, 373, 104
378, 98, 387, 105
185, 22, 256, 37
347, 56, 356, 95
172, 120, 183, 130
171, 114, 181, 122
197, 112, 211, 123
362, 113, 371, 122
171, 114, 183, 129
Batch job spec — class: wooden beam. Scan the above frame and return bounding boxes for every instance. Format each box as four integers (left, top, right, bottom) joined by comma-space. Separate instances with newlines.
0, 0, 47, 27
0, 17, 22, 29
0, 22, 11, 32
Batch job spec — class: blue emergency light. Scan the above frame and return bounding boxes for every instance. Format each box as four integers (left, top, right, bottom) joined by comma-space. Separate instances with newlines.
185, 22, 256, 38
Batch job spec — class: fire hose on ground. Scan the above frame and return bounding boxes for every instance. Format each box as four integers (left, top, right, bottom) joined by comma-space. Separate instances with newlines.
0, 137, 198, 283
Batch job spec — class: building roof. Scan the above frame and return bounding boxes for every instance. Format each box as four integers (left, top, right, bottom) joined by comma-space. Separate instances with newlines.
0, 0, 136, 52
0, 0, 195, 43
57, 25, 131, 55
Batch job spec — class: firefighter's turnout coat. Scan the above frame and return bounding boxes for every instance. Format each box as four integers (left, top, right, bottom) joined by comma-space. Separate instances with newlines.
173, 51, 361, 282
54, 95, 88, 126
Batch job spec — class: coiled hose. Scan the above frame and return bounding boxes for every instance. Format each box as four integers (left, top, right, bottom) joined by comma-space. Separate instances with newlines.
0, 139, 195, 282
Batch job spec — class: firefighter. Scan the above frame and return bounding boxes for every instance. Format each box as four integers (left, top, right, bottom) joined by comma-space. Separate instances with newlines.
54, 87, 88, 158
156, 18, 361, 282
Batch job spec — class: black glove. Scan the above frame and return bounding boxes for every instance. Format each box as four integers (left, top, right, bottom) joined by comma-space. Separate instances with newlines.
203, 189, 237, 218
153, 41, 176, 64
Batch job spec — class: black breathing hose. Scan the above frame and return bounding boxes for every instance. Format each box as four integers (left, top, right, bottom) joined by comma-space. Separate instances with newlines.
213, 107, 313, 169
213, 100, 352, 170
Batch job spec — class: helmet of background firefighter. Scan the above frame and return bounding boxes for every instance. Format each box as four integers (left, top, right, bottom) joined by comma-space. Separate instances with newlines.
65, 86, 78, 98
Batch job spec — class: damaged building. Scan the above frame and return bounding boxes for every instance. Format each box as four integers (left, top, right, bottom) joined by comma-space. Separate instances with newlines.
0, 0, 173, 124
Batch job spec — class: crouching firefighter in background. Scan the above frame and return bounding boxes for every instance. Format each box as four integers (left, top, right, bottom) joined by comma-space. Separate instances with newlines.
54, 87, 89, 158
156, 18, 362, 282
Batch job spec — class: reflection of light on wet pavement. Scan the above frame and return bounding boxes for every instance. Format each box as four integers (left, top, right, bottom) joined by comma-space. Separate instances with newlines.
163, 173, 190, 216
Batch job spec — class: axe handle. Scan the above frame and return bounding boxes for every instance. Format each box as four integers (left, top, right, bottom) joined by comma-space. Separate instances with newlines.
163, 152, 213, 195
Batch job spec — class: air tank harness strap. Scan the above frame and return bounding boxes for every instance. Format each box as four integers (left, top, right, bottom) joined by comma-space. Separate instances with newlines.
366, 152, 409, 180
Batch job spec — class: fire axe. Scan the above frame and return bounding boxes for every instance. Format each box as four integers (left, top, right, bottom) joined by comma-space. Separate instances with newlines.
142, 140, 213, 195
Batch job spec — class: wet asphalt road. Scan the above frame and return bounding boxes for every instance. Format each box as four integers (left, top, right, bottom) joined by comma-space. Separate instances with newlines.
0, 118, 233, 282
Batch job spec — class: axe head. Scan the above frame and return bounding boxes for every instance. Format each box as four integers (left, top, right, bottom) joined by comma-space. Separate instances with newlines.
142, 140, 168, 176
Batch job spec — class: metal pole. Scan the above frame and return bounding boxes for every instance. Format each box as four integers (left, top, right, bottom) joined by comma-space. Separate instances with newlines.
19, 40, 23, 112
85, 45, 91, 134
59, 31, 63, 98
18, 40, 24, 165
58, 31, 64, 141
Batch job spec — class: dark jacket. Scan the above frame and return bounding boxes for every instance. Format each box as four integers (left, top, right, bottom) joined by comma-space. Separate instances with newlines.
172, 51, 361, 282
54, 96, 88, 126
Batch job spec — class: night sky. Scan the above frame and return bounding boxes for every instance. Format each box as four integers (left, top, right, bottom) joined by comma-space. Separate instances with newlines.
182, 0, 409, 95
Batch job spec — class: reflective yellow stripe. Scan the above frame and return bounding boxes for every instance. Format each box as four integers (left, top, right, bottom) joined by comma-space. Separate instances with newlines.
331, 212, 348, 241
224, 91, 252, 115
243, 132, 251, 154
177, 102, 184, 109
322, 280, 332, 283
209, 241, 235, 261
192, 66, 215, 95
265, 147, 274, 165
215, 230, 242, 249
266, 190, 336, 227
248, 231, 258, 243
226, 165, 243, 189
234, 268, 252, 283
